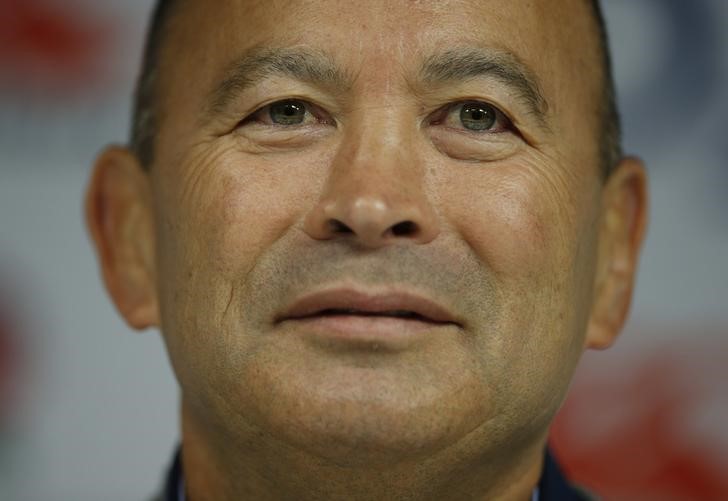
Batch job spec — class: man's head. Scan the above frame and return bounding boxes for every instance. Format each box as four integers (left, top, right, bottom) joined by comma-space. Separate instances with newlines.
86, 0, 647, 498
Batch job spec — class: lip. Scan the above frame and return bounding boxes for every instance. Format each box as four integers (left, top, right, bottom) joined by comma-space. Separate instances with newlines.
275, 287, 462, 345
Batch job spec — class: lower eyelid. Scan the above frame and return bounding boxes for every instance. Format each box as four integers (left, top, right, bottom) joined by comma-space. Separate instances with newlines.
429, 128, 521, 159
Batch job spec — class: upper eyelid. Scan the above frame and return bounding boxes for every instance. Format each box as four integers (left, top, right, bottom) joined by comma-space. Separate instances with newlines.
447, 100, 511, 121
243, 99, 322, 125
254, 99, 313, 116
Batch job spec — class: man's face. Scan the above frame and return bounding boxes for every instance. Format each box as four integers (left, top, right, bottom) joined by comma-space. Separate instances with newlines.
145, 0, 607, 465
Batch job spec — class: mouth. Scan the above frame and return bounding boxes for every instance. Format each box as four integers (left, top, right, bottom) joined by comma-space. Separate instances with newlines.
276, 287, 461, 327
305, 308, 433, 321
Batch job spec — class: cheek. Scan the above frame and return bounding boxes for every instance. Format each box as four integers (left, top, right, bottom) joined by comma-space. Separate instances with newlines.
213, 166, 305, 271
153, 142, 337, 338
444, 167, 557, 279
152, 145, 329, 390
439, 162, 597, 422
441, 160, 594, 356
163, 144, 330, 278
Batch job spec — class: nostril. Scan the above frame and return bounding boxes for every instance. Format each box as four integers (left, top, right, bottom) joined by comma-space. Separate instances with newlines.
328, 219, 353, 235
391, 221, 418, 237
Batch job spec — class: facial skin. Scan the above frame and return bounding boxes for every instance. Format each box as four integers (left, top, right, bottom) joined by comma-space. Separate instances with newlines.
85, 0, 648, 499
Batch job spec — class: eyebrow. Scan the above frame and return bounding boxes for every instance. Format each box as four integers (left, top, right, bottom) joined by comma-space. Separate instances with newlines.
420, 48, 550, 127
205, 46, 550, 128
207, 47, 353, 116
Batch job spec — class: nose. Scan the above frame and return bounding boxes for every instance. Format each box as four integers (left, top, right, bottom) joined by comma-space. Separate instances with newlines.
303, 123, 440, 248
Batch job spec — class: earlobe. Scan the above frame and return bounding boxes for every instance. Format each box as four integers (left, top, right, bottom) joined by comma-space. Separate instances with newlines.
85, 146, 160, 330
585, 157, 649, 350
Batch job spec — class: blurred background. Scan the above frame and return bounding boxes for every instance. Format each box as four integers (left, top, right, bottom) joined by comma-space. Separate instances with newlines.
0, 0, 726, 499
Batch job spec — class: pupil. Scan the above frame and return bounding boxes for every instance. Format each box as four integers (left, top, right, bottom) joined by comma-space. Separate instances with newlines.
460, 103, 496, 131
271, 100, 306, 124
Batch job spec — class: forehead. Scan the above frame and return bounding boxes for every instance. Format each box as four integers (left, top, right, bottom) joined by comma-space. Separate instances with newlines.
163, 0, 600, 87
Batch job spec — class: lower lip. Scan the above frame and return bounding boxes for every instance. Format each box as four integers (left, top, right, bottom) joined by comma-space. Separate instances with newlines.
282, 315, 447, 347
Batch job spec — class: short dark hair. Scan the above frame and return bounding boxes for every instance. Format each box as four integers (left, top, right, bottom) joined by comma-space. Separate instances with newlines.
130, 0, 179, 170
587, 0, 623, 178
130, 0, 622, 177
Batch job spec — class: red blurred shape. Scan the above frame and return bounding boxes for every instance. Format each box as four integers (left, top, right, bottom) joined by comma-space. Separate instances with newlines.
551, 333, 728, 501
0, 0, 112, 89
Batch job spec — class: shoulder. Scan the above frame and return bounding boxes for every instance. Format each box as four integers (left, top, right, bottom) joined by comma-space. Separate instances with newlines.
539, 449, 600, 501
573, 484, 600, 501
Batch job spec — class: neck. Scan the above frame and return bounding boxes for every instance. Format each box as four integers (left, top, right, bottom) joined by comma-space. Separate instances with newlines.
180, 401, 545, 501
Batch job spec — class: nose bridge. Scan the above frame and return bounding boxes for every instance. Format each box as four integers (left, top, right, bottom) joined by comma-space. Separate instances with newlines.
303, 105, 440, 247
348, 107, 417, 185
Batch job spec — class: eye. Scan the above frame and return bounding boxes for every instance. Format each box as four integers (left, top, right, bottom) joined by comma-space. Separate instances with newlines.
240, 99, 332, 127
433, 100, 513, 133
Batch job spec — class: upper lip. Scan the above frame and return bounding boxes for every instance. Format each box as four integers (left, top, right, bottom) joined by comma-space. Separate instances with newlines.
276, 287, 462, 326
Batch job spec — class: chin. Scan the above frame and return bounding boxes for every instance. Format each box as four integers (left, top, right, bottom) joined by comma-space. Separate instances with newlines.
237, 364, 491, 468
270, 411, 467, 468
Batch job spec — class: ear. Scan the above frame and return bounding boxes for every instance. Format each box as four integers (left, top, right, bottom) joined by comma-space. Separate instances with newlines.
585, 157, 649, 350
85, 146, 160, 330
